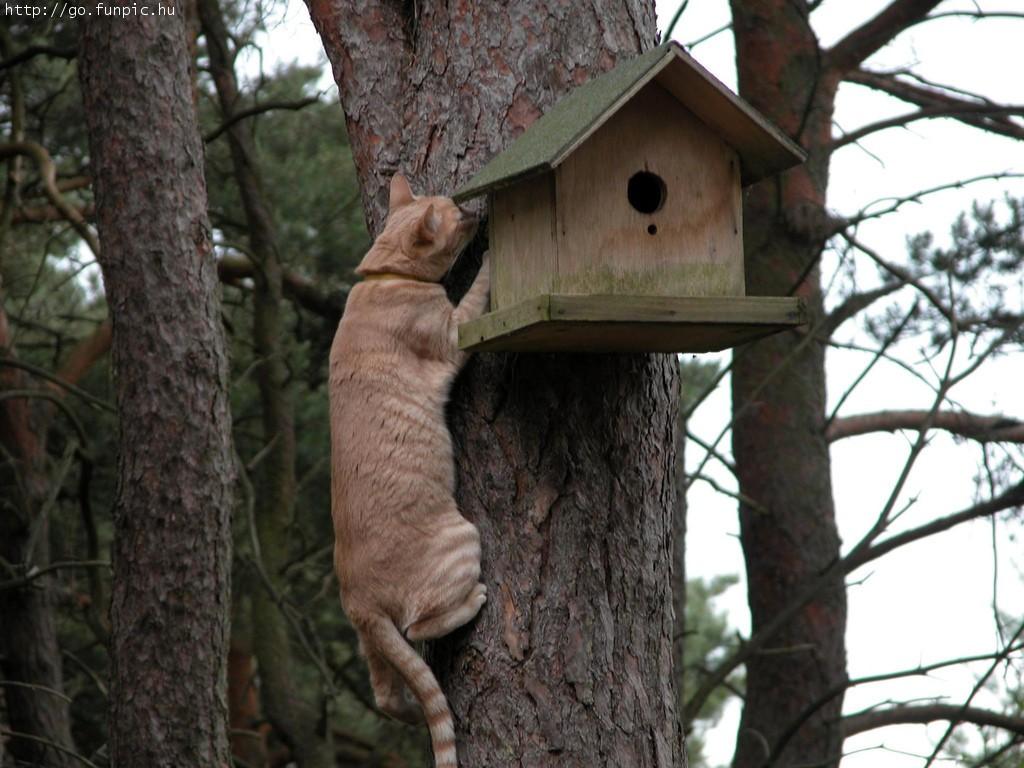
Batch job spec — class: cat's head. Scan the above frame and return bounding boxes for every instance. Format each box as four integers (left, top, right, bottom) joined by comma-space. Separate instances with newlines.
356, 174, 478, 282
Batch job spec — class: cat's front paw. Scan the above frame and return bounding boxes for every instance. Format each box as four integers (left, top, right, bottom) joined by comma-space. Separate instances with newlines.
470, 582, 487, 611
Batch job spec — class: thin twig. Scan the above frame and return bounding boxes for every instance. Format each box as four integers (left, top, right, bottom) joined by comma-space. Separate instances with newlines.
922, 620, 1024, 767
0, 729, 99, 768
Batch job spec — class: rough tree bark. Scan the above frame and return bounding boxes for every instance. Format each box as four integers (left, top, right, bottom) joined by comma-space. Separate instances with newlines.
728, 3, 847, 766
307, 3, 684, 765
307, 3, 684, 766
673, 382, 688, 719
197, 0, 334, 764
79, 4, 234, 766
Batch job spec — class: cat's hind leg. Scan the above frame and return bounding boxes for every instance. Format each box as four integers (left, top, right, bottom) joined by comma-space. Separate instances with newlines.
405, 583, 487, 642
364, 644, 423, 724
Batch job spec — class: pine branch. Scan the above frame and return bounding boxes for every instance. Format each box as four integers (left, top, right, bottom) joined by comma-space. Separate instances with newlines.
821, 281, 905, 337
913, 10, 1024, 25
53, 321, 112, 390
831, 104, 1024, 150
826, 0, 943, 73
765, 644, 1024, 766
844, 171, 1024, 228
846, 69, 1024, 142
0, 355, 114, 412
846, 480, 1024, 572
843, 703, 1024, 738
827, 409, 1024, 443
0, 560, 111, 592
923, 621, 1024, 767
217, 254, 347, 319
203, 96, 320, 143
684, 477, 1024, 728
12, 203, 94, 225
0, 142, 100, 256
841, 233, 953, 323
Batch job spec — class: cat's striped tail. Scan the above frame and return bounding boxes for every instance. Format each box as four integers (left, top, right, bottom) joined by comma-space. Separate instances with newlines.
364, 614, 458, 767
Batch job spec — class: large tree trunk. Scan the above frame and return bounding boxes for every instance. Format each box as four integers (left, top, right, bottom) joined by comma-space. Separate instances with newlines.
307, 3, 684, 766
673, 386, 688, 719
79, 5, 234, 767
728, 2, 847, 767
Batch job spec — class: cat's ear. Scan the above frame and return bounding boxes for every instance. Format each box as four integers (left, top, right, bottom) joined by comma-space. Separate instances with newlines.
415, 204, 441, 245
389, 173, 415, 211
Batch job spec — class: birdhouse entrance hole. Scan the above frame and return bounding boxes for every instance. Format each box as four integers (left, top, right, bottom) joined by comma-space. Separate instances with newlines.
627, 171, 666, 215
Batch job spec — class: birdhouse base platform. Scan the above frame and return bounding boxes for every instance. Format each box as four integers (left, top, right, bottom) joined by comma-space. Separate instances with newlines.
458, 294, 806, 353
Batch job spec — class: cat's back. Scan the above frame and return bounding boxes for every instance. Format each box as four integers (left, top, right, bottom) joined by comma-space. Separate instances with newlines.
329, 281, 451, 398
328, 282, 457, 518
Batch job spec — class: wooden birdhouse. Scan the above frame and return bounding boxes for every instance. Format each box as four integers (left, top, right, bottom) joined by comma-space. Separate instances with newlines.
454, 41, 808, 353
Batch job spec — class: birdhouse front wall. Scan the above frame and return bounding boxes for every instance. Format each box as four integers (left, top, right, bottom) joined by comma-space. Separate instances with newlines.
488, 173, 557, 312
554, 81, 744, 300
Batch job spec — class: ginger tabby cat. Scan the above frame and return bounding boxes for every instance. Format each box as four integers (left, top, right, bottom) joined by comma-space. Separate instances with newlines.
329, 174, 489, 768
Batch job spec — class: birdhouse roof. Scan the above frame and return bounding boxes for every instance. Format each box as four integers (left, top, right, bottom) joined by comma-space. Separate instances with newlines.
454, 42, 806, 202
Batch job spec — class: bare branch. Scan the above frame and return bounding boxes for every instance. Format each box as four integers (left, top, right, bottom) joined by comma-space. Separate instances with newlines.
822, 281, 905, 337
824, 338, 938, 393
685, 336, 1022, 726
689, 480, 1024, 732
826, 0, 943, 74
824, 302, 918, 433
685, 428, 737, 478
0, 142, 100, 256
828, 409, 1024, 444
0, 335, 115, 412
0, 729, 97, 768
843, 703, 1024, 738
831, 104, 1024, 150
0, 560, 111, 592
845, 171, 1024, 227
767, 644, 1024, 766
924, 620, 1024, 767
913, 10, 1024, 25
203, 96, 320, 143
12, 203, 94, 225
685, 22, 731, 49
846, 480, 1024, 573
846, 69, 1024, 142
53, 321, 112, 390
217, 254, 347, 319
841, 233, 953, 322
691, 474, 767, 514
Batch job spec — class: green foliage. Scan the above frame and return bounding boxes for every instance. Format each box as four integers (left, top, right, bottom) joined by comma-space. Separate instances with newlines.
684, 575, 743, 768
946, 612, 1024, 768
865, 196, 1024, 349
680, 358, 722, 413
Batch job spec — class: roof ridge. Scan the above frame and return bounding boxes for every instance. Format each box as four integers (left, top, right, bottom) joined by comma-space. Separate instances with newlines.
453, 42, 803, 202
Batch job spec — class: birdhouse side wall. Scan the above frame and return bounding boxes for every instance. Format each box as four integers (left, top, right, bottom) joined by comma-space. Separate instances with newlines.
488, 173, 557, 311
553, 81, 744, 298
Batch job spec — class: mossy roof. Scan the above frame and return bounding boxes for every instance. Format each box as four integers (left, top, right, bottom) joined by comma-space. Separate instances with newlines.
454, 41, 806, 202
